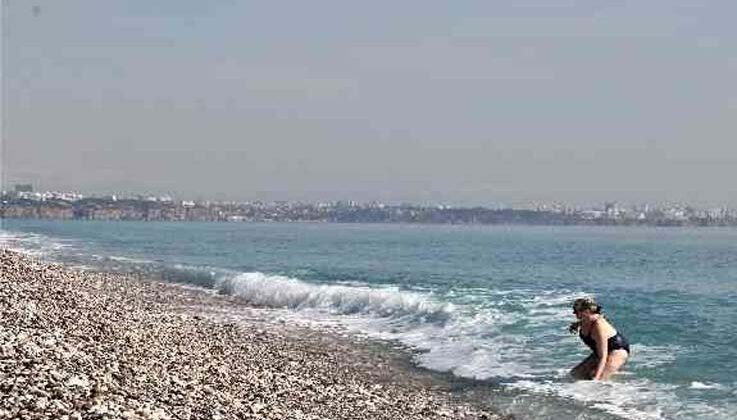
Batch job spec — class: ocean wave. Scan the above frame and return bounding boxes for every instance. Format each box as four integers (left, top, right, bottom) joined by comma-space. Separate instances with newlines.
104, 255, 155, 264
317, 289, 586, 382
690, 381, 724, 390
316, 288, 711, 419
509, 378, 680, 420
215, 272, 454, 322
0, 230, 71, 257
1, 232, 728, 419
144, 264, 233, 289
627, 345, 679, 369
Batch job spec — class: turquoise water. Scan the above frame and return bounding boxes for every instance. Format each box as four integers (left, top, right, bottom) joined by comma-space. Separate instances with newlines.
2, 220, 736, 419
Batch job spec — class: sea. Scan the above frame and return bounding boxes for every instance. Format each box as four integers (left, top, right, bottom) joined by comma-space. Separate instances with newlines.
1, 219, 735, 420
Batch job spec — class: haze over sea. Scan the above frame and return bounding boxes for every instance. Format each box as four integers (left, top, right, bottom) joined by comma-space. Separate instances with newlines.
2, 219, 736, 419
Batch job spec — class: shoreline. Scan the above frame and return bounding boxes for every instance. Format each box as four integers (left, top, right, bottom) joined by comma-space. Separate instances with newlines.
0, 250, 505, 419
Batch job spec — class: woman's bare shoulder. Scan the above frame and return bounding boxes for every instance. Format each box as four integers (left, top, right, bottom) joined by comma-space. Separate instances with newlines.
595, 317, 617, 335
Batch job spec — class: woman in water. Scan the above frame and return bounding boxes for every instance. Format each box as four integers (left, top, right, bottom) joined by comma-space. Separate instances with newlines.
569, 297, 630, 380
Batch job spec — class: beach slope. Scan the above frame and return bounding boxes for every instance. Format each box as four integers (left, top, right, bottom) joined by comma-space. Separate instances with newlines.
0, 251, 500, 420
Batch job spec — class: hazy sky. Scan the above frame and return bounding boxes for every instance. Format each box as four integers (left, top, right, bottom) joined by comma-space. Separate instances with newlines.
3, 0, 736, 206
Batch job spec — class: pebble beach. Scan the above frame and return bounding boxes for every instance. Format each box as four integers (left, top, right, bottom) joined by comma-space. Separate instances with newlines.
0, 250, 503, 420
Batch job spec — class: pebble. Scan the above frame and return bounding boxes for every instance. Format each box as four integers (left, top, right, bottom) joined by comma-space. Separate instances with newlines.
0, 250, 501, 419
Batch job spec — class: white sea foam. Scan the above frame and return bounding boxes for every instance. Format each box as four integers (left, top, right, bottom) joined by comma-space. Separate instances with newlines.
276, 287, 586, 381
106, 255, 154, 264
0, 230, 69, 257
0, 231, 35, 254
261, 283, 717, 419
508, 378, 681, 420
690, 381, 723, 390
216, 272, 454, 320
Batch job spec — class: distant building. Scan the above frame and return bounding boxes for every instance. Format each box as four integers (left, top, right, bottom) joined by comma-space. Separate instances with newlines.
580, 210, 604, 220
14, 184, 33, 193
604, 202, 620, 218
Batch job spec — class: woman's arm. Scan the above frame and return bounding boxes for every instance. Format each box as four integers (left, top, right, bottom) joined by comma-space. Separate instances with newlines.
592, 323, 608, 380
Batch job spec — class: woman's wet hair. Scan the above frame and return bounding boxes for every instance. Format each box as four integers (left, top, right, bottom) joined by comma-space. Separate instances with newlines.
568, 297, 603, 333
573, 297, 601, 314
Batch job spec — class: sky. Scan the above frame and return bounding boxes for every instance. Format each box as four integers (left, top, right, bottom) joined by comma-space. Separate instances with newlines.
2, 0, 736, 207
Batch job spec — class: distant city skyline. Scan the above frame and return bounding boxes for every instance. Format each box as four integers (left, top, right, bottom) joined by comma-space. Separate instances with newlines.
3, 1, 736, 207
4, 187, 736, 226
6, 186, 737, 213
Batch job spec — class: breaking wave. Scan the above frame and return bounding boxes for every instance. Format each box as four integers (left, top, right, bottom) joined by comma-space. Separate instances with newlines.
215, 272, 454, 322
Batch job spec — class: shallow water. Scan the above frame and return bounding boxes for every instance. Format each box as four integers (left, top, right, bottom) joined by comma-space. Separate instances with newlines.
2, 220, 736, 419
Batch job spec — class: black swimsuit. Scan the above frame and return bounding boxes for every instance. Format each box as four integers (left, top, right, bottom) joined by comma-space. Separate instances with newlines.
580, 322, 630, 356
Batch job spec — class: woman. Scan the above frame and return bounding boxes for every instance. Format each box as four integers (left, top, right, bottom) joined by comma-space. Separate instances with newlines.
569, 297, 630, 380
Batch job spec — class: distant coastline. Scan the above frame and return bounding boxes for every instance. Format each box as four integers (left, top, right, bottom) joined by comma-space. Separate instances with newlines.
2, 194, 736, 227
